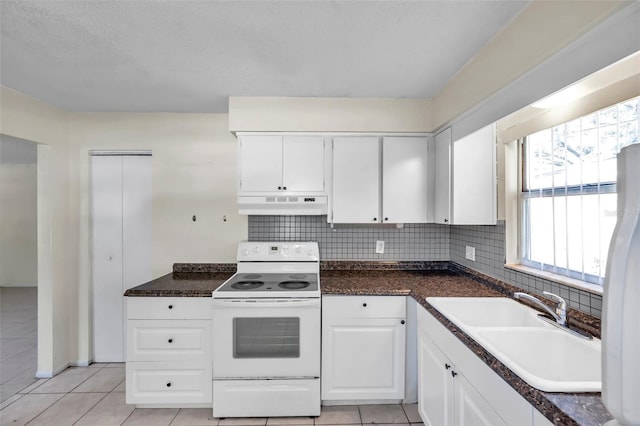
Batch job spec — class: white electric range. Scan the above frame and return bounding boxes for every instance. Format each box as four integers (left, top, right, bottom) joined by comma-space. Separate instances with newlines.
211, 241, 321, 418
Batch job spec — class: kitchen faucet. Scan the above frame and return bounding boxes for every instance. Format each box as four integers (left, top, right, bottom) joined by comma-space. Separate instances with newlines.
513, 291, 567, 327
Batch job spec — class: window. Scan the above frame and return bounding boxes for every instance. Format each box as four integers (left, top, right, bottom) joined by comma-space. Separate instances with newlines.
521, 97, 639, 285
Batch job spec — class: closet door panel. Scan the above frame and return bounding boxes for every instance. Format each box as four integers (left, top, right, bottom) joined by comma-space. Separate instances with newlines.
122, 156, 152, 291
91, 156, 124, 362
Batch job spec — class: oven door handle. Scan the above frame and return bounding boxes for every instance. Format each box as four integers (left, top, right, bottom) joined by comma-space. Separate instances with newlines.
212, 299, 320, 308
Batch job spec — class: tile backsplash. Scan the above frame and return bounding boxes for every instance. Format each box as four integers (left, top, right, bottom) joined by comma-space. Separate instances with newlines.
248, 216, 603, 318
450, 221, 603, 318
248, 215, 450, 261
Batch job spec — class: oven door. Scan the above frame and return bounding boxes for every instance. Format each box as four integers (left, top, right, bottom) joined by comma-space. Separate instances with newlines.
212, 298, 320, 379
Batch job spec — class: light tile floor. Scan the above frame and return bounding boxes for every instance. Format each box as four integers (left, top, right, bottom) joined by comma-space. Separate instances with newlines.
0, 288, 425, 426
1, 287, 38, 403
0, 364, 424, 426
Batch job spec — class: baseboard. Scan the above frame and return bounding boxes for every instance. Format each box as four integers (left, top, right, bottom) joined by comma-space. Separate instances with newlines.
70, 360, 90, 367
35, 370, 53, 379
36, 361, 70, 378
0, 283, 37, 288
322, 399, 403, 406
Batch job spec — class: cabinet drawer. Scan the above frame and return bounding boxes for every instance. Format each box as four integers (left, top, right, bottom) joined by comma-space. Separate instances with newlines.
322, 296, 405, 319
127, 320, 211, 362
126, 362, 212, 405
127, 297, 210, 320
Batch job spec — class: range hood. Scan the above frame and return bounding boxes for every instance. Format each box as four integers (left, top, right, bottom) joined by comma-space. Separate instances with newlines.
238, 195, 328, 215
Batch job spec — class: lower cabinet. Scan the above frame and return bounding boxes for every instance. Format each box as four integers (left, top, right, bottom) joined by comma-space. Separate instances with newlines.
125, 297, 212, 406
322, 295, 406, 401
419, 328, 506, 425
417, 304, 551, 426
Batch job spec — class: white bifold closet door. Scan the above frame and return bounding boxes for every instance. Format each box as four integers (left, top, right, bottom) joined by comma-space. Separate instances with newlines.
91, 154, 151, 362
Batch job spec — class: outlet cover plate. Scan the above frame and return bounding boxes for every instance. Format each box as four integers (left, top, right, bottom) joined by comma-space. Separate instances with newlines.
465, 245, 476, 261
376, 240, 385, 254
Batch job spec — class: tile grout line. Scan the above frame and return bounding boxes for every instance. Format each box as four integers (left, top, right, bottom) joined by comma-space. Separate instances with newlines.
70, 391, 110, 425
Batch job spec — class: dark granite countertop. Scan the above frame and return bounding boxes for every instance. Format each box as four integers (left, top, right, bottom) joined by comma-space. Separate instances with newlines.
123, 271, 233, 296
123, 261, 610, 426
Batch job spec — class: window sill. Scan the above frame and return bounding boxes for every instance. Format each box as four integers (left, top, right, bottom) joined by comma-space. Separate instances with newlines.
504, 264, 604, 296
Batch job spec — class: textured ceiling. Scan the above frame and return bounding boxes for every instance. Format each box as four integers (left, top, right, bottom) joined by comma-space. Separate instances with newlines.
0, 1, 529, 113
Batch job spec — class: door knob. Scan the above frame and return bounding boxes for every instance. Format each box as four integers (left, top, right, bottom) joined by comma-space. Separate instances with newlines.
106, 256, 112, 261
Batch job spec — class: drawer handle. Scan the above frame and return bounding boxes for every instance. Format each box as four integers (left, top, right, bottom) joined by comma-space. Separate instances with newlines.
362, 303, 367, 307
451, 371, 458, 378
445, 363, 451, 370
168, 338, 173, 344
400, 320, 405, 325
168, 305, 173, 310
166, 382, 172, 388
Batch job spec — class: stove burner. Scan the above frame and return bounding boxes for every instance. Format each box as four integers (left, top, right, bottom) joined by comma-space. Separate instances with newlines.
278, 281, 310, 290
231, 281, 264, 290
242, 274, 262, 279
288, 274, 308, 279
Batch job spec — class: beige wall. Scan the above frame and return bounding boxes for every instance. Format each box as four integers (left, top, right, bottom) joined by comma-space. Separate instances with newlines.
0, 87, 71, 376
0, 162, 37, 286
1, 87, 246, 371
432, 0, 631, 130
229, 97, 432, 133
68, 112, 245, 363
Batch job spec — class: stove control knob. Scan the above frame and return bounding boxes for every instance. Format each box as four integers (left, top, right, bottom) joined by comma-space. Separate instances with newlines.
242, 248, 250, 256
252, 246, 261, 254
282, 246, 289, 255
295, 246, 303, 254
306, 250, 313, 256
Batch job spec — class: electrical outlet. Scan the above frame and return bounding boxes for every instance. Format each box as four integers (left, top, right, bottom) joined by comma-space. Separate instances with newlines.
465, 245, 476, 261
376, 240, 385, 254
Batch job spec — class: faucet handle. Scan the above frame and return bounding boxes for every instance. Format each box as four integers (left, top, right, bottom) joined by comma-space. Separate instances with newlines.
543, 291, 567, 307
543, 291, 567, 325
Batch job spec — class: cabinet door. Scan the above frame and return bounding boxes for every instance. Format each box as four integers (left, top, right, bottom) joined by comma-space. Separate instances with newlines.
382, 137, 429, 223
452, 124, 496, 225
332, 137, 380, 223
239, 135, 283, 192
434, 128, 452, 225
454, 373, 507, 426
322, 318, 405, 400
418, 329, 453, 426
282, 136, 325, 192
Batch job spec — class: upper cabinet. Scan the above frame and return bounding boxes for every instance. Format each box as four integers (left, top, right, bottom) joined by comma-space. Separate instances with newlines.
238, 135, 326, 194
332, 136, 380, 223
332, 136, 430, 224
382, 137, 431, 223
434, 128, 452, 225
435, 125, 496, 225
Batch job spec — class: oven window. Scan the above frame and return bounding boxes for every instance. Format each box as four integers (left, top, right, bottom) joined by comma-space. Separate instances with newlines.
233, 317, 300, 358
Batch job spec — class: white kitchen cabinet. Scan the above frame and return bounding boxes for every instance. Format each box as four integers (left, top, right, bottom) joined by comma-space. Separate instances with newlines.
419, 328, 506, 426
418, 327, 453, 426
126, 297, 212, 407
238, 134, 325, 194
331, 136, 380, 223
434, 125, 496, 225
331, 136, 430, 224
382, 137, 430, 223
434, 128, 452, 225
417, 304, 536, 426
322, 296, 406, 401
